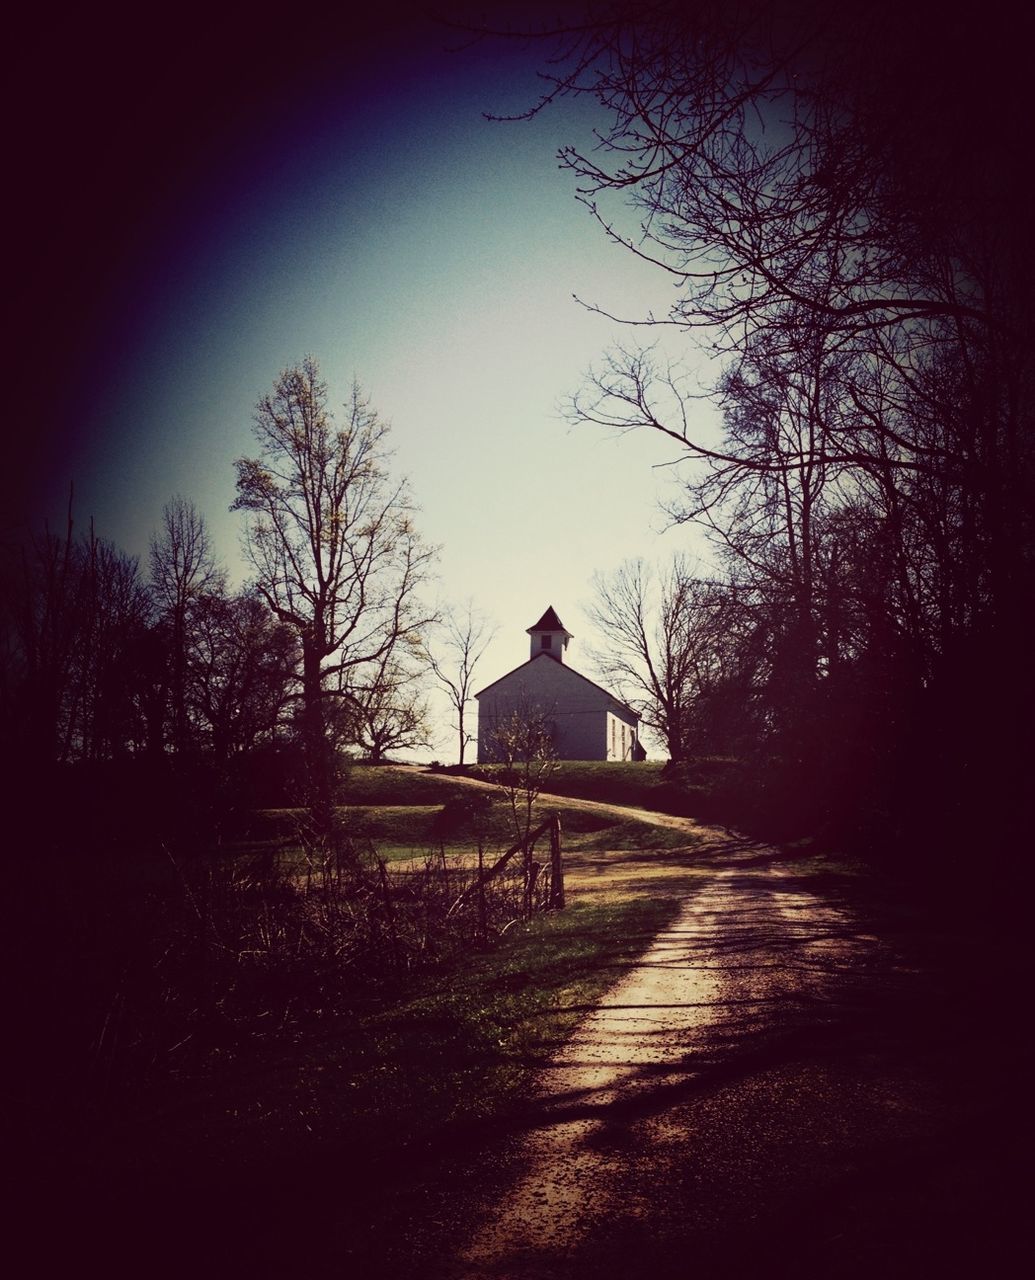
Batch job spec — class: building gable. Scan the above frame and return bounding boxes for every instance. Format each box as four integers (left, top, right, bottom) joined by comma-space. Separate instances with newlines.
475, 652, 637, 722
475, 607, 643, 763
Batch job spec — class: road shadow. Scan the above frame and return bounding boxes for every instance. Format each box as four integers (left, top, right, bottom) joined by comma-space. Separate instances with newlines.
14, 843, 1028, 1280
423, 852, 1031, 1280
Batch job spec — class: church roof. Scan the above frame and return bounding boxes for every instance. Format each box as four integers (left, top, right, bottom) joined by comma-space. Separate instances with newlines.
527, 605, 569, 634
474, 652, 639, 721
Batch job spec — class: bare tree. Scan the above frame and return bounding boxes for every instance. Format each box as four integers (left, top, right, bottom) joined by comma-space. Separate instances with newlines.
72, 532, 153, 762
2, 496, 152, 768
499, 3, 1003, 356
187, 590, 298, 762
149, 496, 222, 754
431, 1, 1035, 854
6, 496, 85, 766
497, 2, 1031, 641
232, 357, 437, 844
423, 601, 497, 764
488, 700, 558, 845
335, 645, 431, 763
588, 557, 761, 761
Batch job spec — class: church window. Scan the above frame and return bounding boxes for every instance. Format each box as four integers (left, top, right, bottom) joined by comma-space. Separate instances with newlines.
541, 635, 552, 649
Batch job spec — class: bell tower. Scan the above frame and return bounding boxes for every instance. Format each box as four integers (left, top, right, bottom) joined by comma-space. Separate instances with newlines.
527, 606, 573, 662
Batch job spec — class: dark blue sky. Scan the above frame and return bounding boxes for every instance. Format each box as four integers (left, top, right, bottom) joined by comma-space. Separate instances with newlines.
14, 7, 451, 517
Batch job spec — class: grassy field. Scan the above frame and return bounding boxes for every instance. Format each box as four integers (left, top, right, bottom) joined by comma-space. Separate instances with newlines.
28, 762, 1025, 1277
104, 891, 682, 1172
212, 769, 706, 1152
252, 763, 694, 866
247, 758, 727, 824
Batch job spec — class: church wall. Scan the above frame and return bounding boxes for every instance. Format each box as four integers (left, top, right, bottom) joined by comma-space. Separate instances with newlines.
607, 711, 640, 761
476, 656, 638, 762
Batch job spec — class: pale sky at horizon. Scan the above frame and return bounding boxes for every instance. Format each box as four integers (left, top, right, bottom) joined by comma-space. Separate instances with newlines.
29, 14, 722, 759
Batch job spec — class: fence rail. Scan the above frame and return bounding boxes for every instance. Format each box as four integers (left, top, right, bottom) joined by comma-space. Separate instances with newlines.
447, 813, 564, 921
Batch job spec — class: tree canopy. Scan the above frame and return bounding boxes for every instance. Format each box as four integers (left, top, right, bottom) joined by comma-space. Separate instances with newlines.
501, 0, 1033, 847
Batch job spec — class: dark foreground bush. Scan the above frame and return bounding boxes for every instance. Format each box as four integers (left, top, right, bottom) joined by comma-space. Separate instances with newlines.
10, 827, 559, 1104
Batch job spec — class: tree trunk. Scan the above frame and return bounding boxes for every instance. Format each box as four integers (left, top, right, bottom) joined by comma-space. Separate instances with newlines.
301, 638, 334, 846
171, 610, 187, 754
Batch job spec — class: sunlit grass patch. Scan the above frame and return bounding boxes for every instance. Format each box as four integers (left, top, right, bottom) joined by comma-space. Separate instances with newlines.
341, 765, 481, 806
97, 772, 707, 1169
256, 793, 694, 871
462, 758, 739, 820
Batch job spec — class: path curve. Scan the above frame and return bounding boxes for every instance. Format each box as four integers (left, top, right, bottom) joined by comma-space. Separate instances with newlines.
385, 764, 698, 832
380, 767, 1014, 1279
440, 839, 944, 1278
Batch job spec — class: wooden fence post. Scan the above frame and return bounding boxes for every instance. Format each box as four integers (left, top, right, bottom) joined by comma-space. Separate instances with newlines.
445, 817, 554, 920
378, 858, 401, 968
548, 813, 565, 910
524, 859, 541, 919
477, 840, 487, 941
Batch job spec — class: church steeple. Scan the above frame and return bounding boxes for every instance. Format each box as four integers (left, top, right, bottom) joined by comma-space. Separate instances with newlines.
527, 606, 573, 662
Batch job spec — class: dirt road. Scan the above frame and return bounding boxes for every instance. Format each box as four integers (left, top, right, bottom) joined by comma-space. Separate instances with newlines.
441, 829, 1022, 1279
397, 763, 698, 832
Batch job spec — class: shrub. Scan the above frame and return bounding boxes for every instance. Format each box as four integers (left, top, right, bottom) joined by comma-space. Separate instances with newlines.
430, 792, 495, 839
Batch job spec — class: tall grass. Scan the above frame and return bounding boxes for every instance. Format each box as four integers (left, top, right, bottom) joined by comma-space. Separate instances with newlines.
37, 819, 576, 1100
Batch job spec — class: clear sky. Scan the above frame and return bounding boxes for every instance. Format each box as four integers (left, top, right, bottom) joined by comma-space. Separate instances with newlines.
16, 8, 719, 758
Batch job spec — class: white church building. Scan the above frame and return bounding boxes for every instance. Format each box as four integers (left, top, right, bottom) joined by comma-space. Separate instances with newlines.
475, 607, 645, 763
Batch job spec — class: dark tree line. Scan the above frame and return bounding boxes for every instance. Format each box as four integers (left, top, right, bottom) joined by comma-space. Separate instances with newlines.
3, 361, 440, 840
1, 495, 298, 781
515, 0, 1033, 850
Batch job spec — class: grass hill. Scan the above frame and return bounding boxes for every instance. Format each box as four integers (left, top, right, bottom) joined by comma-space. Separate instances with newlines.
256, 763, 692, 857
457, 758, 740, 823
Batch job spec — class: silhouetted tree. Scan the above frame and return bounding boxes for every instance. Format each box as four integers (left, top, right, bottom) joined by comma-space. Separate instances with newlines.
424, 601, 497, 764
149, 496, 222, 754
2, 501, 151, 767
336, 646, 430, 763
72, 532, 152, 761
494, 0, 1034, 846
589, 557, 764, 760
5, 502, 85, 767
187, 589, 298, 762
233, 357, 436, 847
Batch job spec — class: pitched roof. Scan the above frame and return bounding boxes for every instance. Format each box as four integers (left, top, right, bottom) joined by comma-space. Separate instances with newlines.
527, 605, 569, 633
474, 652, 639, 721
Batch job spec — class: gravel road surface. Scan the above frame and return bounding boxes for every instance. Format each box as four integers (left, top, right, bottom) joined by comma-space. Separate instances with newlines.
444, 831, 1021, 1279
